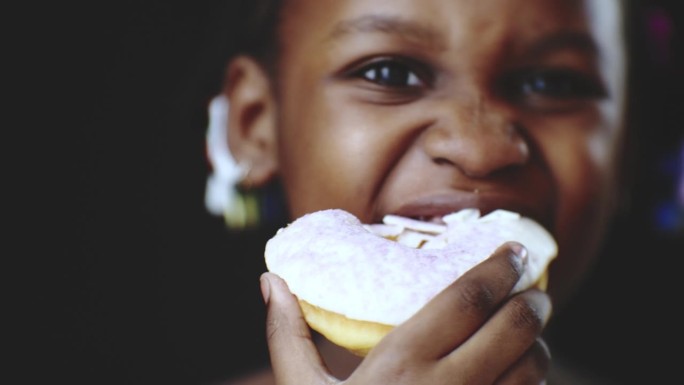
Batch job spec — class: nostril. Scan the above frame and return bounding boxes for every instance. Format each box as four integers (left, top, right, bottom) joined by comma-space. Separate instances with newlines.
433, 157, 454, 166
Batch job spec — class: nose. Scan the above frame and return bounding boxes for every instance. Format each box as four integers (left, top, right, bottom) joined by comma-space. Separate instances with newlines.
423, 97, 529, 178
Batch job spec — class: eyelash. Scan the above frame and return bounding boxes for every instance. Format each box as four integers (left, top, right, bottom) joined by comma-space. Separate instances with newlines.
349, 57, 431, 90
498, 68, 607, 109
345, 58, 606, 111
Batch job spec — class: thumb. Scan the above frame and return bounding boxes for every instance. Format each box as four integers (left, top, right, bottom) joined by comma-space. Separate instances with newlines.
260, 272, 333, 384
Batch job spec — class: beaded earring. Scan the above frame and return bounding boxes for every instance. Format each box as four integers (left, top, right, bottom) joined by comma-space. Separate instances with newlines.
204, 95, 262, 229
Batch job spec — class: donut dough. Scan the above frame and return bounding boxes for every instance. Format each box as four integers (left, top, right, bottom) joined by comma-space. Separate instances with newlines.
265, 208, 557, 356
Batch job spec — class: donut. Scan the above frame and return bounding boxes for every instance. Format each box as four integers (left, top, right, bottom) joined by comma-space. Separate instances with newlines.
264, 208, 557, 356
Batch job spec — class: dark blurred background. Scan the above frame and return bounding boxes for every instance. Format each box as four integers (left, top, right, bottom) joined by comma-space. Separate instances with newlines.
13, 1, 682, 384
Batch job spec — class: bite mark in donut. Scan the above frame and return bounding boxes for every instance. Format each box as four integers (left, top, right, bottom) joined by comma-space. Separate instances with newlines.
264, 208, 557, 356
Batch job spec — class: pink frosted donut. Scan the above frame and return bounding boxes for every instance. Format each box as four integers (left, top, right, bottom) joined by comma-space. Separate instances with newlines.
264, 208, 557, 356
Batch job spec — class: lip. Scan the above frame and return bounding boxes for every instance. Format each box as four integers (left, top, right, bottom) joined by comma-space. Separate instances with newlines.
387, 190, 550, 227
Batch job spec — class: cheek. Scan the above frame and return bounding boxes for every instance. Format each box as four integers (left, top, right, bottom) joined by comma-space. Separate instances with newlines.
277, 103, 392, 220
540, 122, 621, 305
553, 133, 613, 246
552, 113, 621, 231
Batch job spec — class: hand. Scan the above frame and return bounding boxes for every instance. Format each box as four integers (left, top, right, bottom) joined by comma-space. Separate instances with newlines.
259, 242, 552, 385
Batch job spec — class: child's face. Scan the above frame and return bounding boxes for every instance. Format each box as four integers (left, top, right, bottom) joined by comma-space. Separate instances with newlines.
269, 0, 626, 305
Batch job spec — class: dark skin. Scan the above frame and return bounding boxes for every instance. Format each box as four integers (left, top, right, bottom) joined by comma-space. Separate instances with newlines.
260, 245, 550, 385
223, 0, 627, 383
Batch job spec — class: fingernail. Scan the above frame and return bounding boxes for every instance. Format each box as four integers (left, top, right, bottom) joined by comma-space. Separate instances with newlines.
510, 242, 528, 270
260, 273, 271, 304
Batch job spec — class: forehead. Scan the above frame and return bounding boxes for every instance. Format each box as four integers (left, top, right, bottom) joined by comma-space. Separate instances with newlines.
278, 0, 622, 58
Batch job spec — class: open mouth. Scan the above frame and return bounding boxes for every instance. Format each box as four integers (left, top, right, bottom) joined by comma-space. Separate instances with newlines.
383, 189, 552, 234
365, 212, 455, 249
413, 215, 448, 224
384, 214, 448, 232
368, 208, 545, 250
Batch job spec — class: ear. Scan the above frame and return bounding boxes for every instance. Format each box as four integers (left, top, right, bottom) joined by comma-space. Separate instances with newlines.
224, 55, 278, 187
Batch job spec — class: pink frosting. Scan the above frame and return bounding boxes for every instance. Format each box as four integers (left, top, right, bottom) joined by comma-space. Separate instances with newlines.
265, 208, 556, 326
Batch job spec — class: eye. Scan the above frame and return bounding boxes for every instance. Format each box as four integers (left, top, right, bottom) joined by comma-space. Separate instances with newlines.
519, 69, 605, 98
351, 58, 430, 89
499, 68, 607, 111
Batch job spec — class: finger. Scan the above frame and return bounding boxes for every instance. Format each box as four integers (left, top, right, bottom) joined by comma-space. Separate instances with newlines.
494, 338, 551, 385
443, 289, 552, 383
380, 242, 527, 359
260, 272, 333, 385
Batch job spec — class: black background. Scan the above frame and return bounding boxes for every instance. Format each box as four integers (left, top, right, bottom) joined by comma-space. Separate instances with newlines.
12, 1, 683, 384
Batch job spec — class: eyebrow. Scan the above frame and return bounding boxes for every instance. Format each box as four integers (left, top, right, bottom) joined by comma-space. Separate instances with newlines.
525, 31, 599, 58
328, 15, 444, 48
327, 16, 599, 60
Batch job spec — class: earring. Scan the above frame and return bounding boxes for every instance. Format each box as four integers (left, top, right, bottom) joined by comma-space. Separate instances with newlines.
204, 95, 284, 230
221, 161, 261, 229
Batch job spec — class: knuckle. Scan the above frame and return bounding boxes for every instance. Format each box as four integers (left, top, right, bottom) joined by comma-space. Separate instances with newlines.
506, 295, 545, 332
265, 315, 281, 341
530, 339, 552, 371
265, 313, 313, 344
519, 341, 552, 383
457, 278, 497, 314
497, 341, 551, 385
